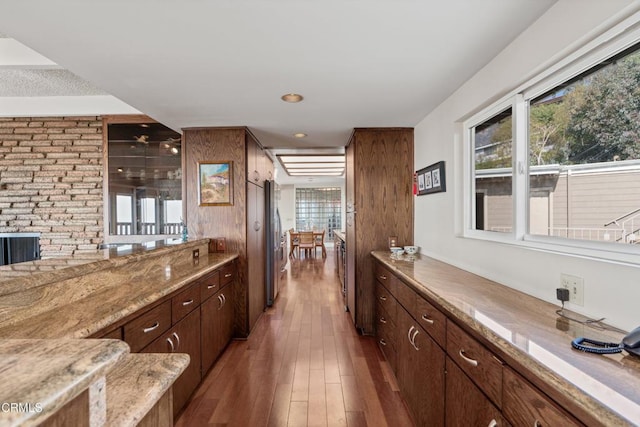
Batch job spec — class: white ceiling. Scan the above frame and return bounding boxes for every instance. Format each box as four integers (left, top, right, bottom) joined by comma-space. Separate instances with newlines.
0, 0, 556, 176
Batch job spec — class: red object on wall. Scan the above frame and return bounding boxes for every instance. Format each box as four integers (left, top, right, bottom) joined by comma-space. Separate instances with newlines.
413, 172, 418, 195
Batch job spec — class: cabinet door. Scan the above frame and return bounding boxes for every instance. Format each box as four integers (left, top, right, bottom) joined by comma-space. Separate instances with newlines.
396, 308, 445, 426
446, 356, 506, 427
219, 282, 235, 350
142, 309, 201, 416
246, 136, 259, 184
201, 291, 222, 375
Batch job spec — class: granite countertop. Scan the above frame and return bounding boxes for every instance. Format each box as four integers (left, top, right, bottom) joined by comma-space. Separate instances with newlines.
0, 338, 129, 426
0, 251, 238, 339
106, 353, 190, 426
372, 251, 640, 427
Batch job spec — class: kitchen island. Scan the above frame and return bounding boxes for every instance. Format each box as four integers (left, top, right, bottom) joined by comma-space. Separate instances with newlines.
372, 251, 640, 426
0, 238, 237, 426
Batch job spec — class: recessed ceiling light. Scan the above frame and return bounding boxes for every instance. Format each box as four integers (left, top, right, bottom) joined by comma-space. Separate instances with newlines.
293, 133, 307, 138
281, 93, 304, 103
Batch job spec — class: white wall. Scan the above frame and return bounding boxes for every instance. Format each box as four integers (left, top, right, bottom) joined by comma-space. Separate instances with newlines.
414, 0, 640, 331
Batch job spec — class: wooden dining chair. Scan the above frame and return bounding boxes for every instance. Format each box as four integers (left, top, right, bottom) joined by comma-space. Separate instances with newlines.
289, 229, 299, 258
314, 230, 326, 258
297, 231, 315, 258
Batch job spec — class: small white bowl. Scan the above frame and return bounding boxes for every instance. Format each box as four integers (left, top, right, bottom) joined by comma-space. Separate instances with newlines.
404, 245, 418, 255
390, 246, 404, 255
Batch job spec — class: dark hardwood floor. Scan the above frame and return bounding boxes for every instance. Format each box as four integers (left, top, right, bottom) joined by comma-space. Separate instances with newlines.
175, 248, 414, 426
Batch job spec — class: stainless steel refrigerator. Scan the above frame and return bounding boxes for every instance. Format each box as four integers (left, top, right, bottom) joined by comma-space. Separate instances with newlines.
265, 180, 285, 306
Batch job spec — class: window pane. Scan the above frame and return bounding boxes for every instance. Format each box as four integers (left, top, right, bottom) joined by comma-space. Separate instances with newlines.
295, 187, 341, 239
529, 46, 640, 244
473, 108, 513, 232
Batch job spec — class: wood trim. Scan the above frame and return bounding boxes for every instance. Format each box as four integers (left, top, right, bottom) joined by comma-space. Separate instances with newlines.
102, 114, 157, 124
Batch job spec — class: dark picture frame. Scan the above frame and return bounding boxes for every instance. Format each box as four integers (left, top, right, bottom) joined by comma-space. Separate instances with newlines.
198, 161, 233, 206
416, 161, 446, 195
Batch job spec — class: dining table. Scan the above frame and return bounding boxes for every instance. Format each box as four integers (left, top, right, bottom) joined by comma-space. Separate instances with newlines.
289, 230, 326, 258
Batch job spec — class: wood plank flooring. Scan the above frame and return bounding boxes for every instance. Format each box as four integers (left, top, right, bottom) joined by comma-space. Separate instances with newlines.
175, 249, 414, 427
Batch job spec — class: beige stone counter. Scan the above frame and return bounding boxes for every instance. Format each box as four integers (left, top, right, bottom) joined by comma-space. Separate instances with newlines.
333, 230, 346, 242
0, 242, 237, 339
372, 251, 640, 427
0, 338, 128, 426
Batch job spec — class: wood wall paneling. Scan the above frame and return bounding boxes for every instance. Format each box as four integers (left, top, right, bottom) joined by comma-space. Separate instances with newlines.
346, 128, 414, 334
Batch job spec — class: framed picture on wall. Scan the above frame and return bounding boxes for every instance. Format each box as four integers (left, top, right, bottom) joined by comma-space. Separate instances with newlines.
416, 161, 446, 195
198, 161, 233, 206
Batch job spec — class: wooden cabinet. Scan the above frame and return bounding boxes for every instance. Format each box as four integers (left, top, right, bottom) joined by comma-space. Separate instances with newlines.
142, 308, 201, 416
345, 128, 413, 333
201, 281, 235, 374
373, 259, 585, 427
184, 127, 272, 337
396, 305, 445, 426
446, 356, 506, 427
503, 368, 582, 427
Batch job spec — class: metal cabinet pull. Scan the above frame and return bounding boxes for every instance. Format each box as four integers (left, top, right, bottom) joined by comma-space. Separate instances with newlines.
172, 332, 180, 349
221, 293, 226, 307
218, 295, 224, 310
143, 322, 159, 333
488, 420, 498, 427
421, 314, 434, 324
182, 299, 194, 306
207, 284, 216, 289
379, 317, 387, 324
224, 273, 232, 278
407, 326, 415, 343
533, 421, 542, 427
167, 337, 175, 352
379, 339, 387, 346
379, 275, 387, 280
379, 295, 387, 302
411, 329, 420, 351
459, 349, 479, 367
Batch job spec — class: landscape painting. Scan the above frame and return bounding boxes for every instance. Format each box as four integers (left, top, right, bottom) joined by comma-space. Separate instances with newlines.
199, 161, 233, 206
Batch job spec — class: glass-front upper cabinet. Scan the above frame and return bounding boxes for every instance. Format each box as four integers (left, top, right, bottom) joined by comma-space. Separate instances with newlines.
105, 116, 182, 242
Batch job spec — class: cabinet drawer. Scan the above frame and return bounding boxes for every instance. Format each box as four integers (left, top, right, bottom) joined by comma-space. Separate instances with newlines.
376, 303, 396, 351
415, 296, 446, 348
375, 283, 397, 321
374, 263, 397, 296
220, 263, 235, 287
395, 280, 416, 315
503, 368, 582, 427
446, 320, 503, 408
124, 300, 171, 352
172, 283, 201, 324
200, 270, 221, 301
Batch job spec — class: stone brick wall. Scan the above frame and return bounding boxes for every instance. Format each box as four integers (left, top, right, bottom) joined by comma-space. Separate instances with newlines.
0, 116, 104, 257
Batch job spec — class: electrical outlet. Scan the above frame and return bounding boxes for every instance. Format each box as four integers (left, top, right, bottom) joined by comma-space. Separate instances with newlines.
560, 273, 584, 306
192, 249, 199, 259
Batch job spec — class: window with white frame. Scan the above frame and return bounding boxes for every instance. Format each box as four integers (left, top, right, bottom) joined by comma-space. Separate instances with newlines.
465, 21, 640, 260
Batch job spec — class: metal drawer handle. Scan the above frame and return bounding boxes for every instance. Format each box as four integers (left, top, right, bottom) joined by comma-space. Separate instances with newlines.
221, 293, 226, 307
182, 299, 194, 306
224, 273, 232, 278
379, 295, 387, 302
411, 329, 420, 351
533, 421, 542, 427
172, 332, 180, 349
459, 349, 479, 367
143, 322, 159, 333
379, 275, 387, 280
421, 314, 434, 325
379, 317, 387, 324
218, 295, 224, 310
407, 326, 415, 343
488, 420, 498, 427
207, 284, 217, 289
167, 337, 175, 352
379, 339, 387, 346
